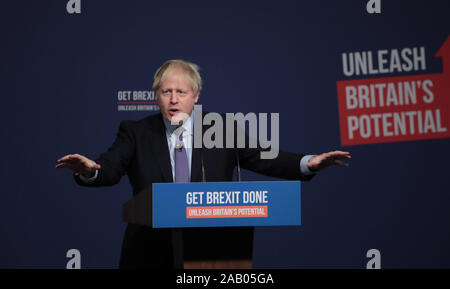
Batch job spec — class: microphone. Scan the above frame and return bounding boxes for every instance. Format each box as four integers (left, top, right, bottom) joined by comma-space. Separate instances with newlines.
175, 141, 183, 151
200, 148, 206, 182
236, 150, 242, 182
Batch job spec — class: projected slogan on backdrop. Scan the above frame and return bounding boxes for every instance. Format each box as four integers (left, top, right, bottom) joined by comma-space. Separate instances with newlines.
117, 90, 159, 112
337, 36, 450, 146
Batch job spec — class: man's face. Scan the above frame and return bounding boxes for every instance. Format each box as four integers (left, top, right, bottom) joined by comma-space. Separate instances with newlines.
157, 67, 199, 123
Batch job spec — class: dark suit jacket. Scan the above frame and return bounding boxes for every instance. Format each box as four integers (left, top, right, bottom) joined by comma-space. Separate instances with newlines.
75, 112, 314, 268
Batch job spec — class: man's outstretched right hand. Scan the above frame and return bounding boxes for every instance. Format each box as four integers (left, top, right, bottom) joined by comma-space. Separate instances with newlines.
56, 154, 101, 178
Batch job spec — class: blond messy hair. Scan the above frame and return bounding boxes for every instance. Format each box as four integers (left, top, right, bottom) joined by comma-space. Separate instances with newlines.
152, 59, 202, 96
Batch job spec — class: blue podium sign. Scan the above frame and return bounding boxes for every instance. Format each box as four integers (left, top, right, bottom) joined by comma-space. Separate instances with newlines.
152, 181, 301, 228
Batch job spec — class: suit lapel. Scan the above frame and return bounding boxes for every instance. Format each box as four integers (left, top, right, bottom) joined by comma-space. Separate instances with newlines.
148, 114, 173, 182
191, 111, 208, 183
190, 147, 203, 182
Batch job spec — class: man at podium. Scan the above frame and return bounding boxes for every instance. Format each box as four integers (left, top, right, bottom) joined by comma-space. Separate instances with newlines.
56, 59, 351, 269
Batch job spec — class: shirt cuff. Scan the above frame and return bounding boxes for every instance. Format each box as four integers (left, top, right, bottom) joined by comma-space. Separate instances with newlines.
76, 169, 99, 183
300, 155, 316, 175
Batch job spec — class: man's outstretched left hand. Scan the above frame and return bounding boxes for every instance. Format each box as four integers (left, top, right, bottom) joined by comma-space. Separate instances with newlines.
307, 151, 351, 172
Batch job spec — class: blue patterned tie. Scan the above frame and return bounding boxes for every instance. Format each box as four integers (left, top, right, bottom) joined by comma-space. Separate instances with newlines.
174, 129, 189, 183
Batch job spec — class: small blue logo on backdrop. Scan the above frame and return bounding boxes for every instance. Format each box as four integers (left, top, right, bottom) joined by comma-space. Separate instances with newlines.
152, 181, 301, 228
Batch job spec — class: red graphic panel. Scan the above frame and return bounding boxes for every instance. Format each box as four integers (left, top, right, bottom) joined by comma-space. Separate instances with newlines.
337, 37, 450, 146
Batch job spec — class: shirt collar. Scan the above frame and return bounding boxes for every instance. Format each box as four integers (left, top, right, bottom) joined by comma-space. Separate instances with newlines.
162, 110, 194, 136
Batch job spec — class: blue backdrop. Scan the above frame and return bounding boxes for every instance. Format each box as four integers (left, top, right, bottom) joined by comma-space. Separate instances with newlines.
1, 0, 449, 268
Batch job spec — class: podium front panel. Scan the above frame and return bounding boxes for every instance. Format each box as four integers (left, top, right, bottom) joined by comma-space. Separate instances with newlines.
152, 181, 301, 228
